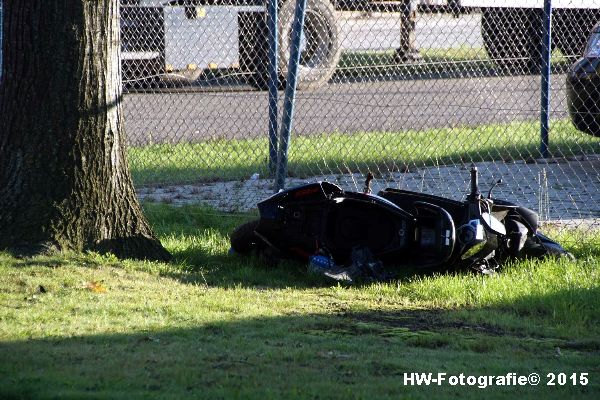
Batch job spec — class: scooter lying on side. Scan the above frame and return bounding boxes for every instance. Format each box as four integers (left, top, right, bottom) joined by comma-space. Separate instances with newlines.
230, 166, 569, 280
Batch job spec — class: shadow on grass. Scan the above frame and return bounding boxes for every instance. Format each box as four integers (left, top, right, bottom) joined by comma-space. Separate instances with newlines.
1, 287, 599, 399
3, 204, 598, 397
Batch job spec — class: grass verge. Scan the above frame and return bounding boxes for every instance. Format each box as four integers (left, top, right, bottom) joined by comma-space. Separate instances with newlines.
1, 204, 599, 399
129, 119, 600, 186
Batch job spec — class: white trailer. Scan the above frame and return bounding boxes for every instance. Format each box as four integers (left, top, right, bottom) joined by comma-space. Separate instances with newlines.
457, 0, 600, 72
121, 0, 421, 89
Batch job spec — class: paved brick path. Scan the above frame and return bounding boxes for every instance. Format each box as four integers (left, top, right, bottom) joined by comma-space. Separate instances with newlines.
138, 155, 600, 230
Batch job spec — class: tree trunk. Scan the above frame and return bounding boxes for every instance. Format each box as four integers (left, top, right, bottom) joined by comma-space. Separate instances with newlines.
0, 0, 171, 261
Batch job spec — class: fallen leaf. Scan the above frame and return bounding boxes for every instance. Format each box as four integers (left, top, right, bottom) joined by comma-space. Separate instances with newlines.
86, 281, 107, 293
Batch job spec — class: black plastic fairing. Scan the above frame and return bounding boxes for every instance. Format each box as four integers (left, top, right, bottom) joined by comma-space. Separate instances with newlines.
378, 188, 466, 223
323, 197, 415, 264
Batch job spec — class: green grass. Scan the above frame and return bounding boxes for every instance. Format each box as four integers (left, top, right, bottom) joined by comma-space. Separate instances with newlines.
129, 119, 600, 186
1, 204, 599, 399
336, 48, 490, 78
334, 47, 572, 81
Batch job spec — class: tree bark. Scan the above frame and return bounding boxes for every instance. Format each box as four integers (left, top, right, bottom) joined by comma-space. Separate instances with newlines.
0, 0, 171, 261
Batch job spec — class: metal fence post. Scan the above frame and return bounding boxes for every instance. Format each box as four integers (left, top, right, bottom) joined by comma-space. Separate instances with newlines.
274, 0, 307, 192
0, 0, 3, 81
267, 0, 279, 175
540, 0, 553, 158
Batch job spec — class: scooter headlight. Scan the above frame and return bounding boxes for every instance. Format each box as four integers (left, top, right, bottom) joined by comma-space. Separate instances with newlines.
458, 219, 487, 260
461, 240, 487, 260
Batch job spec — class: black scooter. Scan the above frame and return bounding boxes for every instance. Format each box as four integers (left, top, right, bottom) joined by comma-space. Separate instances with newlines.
230, 166, 568, 276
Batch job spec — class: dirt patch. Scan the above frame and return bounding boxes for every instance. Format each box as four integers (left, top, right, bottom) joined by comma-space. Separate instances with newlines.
349, 309, 508, 337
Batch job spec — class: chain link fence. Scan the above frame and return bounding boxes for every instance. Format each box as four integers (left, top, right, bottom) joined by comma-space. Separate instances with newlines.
44, 1, 600, 229
0, 0, 595, 225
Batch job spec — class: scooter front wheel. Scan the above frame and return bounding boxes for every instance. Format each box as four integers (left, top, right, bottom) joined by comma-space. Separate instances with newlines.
230, 219, 261, 255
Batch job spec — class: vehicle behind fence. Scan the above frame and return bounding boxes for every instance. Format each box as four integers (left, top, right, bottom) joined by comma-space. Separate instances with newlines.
3, 0, 599, 231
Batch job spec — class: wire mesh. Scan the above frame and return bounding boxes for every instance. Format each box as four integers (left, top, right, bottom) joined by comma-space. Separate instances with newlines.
117, 0, 600, 231
0, 1, 2, 81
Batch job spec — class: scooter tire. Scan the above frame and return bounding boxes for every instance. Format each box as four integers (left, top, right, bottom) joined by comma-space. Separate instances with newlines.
230, 219, 261, 255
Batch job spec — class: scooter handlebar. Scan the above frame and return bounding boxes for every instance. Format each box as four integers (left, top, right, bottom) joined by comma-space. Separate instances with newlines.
469, 165, 480, 201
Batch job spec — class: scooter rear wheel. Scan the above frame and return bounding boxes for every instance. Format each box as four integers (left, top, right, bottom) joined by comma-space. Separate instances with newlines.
230, 219, 261, 254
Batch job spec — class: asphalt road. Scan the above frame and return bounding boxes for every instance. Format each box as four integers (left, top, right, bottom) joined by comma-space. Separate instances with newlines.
123, 73, 569, 145
121, 12, 569, 145
340, 11, 484, 51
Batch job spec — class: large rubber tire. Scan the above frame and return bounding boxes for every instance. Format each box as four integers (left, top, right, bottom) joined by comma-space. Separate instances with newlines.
239, 0, 341, 90
481, 8, 543, 75
279, 0, 341, 90
230, 219, 262, 254
554, 9, 600, 57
